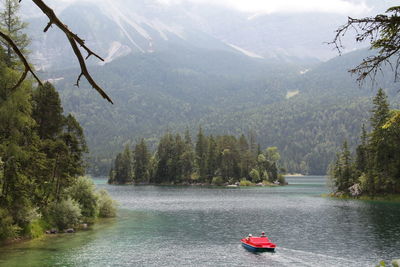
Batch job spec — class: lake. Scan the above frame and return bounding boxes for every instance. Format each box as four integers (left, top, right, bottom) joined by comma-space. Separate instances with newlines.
0, 176, 399, 266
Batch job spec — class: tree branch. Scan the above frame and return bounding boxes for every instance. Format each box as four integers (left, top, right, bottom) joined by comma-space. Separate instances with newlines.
24, 0, 113, 104
330, 7, 400, 85
0, 30, 42, 90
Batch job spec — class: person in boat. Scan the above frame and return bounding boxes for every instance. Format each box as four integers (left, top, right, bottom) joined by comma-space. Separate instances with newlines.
246, 234, 252, 241
261, 231, 266, 237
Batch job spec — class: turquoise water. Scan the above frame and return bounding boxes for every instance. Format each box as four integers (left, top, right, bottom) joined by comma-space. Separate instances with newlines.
1, 176, 399, 266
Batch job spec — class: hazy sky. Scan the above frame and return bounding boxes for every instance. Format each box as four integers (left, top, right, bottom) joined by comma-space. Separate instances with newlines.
156, 0, 371, 15
55, 0, 372, 15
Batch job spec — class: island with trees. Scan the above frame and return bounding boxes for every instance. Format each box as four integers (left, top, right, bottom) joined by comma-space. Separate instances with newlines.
109, 129, 286, 186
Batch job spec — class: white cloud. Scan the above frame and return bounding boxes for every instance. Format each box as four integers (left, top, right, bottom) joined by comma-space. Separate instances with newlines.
157, 0, 371, 15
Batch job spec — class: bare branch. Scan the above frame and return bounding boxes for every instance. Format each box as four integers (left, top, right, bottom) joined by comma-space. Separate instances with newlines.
43, 21, 52, 32
67, 35, 113, 103
0, 31, 42, 90
330, 7, 400, 85
25, 0, 113, 104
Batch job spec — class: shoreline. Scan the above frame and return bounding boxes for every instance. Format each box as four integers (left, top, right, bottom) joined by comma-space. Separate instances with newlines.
0, 218, 116, 248
108, 182, 287, 187
323, 193, 400, 203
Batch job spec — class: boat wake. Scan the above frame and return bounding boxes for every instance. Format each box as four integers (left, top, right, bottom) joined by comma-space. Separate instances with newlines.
272, 247, 362, 267
240, 245, 364, 267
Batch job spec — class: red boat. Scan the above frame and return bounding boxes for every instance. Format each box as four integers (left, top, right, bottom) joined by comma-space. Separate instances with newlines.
241, 234, 276, 252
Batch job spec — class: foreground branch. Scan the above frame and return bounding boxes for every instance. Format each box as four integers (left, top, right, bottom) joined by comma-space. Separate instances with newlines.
25, 0, 113, 104
330, 7, 400, 84
0, 31, 42, 90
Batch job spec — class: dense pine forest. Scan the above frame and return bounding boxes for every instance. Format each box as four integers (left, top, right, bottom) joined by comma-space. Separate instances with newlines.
109, 129, 285, 186
330, 89, 400, 197
0, 0, 116, 243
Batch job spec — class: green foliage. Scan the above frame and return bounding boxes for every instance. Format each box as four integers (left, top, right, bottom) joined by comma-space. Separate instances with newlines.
46, 197, 81, 230
277, 174, 286, 184
97, 189, 117, 218
249, 169, 260, 182
330, 89, 400, 196
109, 145, 133, 184
0, 207, 19, 240
133, 139, 150, 183
66, 176, 99, 219
24, 219, 47, 239
211, 176, 224, 186
32, 82, 64, 140
239, 179, 253, 186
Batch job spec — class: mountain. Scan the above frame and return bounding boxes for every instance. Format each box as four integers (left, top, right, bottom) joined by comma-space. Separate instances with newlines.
43, 44, 399, 176
20, 0, 399, 175
22, 0, 388, 70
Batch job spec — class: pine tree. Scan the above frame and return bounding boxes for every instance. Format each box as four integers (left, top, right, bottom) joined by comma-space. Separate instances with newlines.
369, 89, 391, 193
0, 0, 29, 67
195, 127, 208, 181
181, 129, 195, 182
32, 82, 64, 140
355, 124, 368, 173
112, 145, 133, 184
339, 141, 353, 191
133, 139, 150, 184
206, 135, 218, 182
155, 133, 175, 183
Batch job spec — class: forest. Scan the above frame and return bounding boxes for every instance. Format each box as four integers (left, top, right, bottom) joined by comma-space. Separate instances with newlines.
109, 129, 286, 186
330, 89, 400, 197
0, 0, 116, 243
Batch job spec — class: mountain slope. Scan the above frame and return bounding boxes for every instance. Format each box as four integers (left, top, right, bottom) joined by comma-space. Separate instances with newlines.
46, 46, 399, 175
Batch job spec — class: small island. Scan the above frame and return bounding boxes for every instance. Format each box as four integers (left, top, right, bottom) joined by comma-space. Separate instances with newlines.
109, 129, 286, 186
329, 89, 400, 201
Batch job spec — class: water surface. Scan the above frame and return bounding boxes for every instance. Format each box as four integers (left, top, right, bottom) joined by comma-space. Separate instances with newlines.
1, 176, 399, 266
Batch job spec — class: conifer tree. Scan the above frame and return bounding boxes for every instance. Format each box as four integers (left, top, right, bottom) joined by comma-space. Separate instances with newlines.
195, 127, 208, 181
32, 82, 64, 140
0, 0, 29, 67
206, 135, 218, 182
133, 139, 150, 184
369, 89, 391, 193
181, 129, 195, 181
112, 145, 133, 184
355, 124, 368, 173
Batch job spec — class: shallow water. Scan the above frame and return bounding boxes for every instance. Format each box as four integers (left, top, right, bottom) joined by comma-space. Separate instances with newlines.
1, 176, 399, 266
